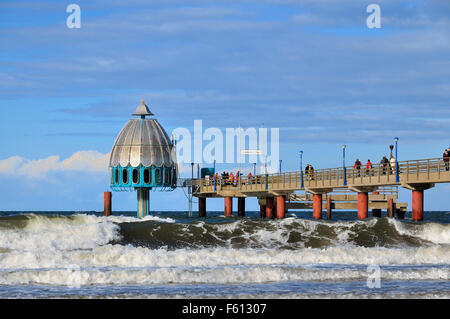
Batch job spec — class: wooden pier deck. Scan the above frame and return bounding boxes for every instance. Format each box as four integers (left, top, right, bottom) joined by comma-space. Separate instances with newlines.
187, 157, 450, 221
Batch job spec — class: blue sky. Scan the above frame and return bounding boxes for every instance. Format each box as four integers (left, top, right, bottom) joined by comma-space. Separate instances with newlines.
0, 0, 449, 212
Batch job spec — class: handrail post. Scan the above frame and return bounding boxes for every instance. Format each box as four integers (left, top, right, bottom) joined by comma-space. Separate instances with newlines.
406, 161, 409, 181
416, 160, 419, 174
438, 158, 441, 179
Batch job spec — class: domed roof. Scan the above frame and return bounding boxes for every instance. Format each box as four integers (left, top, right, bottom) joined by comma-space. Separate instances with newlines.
109, 101, 176, 168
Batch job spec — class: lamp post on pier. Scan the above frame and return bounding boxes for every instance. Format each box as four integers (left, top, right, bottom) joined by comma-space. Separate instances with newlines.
264, 155, 268, 190
394, 137, 399, 183
299, 150, 304, 188
213, 159, 216, 191
342, 145, 347, 186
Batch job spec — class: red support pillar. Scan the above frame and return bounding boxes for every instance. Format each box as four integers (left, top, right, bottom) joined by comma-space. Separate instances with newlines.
312, 194, 322, 219
260, 204, 266, 218
199, 197, 206, 217
326, 197, 332, 220
104, 191, 112, 217
387, 198, 395, 218
357, 192, 368, 219
238, 197, 245, 217
224, 197, 233, 217
266, 197, 274, 219
412, 189, 424, 222
276, 196, 285, 219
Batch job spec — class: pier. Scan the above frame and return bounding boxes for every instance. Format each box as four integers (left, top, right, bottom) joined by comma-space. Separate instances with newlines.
188, 157, 450, 221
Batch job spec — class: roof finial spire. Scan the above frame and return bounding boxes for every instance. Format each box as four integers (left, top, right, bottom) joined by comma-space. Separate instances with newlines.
132, 99, 154, 118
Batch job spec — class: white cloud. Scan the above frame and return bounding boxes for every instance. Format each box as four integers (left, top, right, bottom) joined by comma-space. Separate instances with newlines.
0, 151, 110, 179
60, 151, 110, 172
0, 155, 24, 172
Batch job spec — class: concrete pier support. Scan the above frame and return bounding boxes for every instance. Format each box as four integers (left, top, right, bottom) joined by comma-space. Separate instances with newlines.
137, 188, 149, 218
326, 197, 332, 220
372, 209, 382, 217
198, 197, 206, 217
224, 197, 233, 217
266, 197, 274, 219
387, 198, 395, 218
238, 197, 245, 217
260, 204, 266, 218
104, 191, 112, 217
402, 183, 434, 221
276, 196, 285, 219
412, 189, 424, 222
312, 194, 322, 219
357, 192, 369, 219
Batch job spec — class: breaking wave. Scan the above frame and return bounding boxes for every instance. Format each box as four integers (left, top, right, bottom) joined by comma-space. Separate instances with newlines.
114, 215, 450, 249
0, 213, 449, 287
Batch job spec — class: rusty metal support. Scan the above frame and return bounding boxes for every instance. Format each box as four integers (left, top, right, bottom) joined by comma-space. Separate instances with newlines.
357, 192, 369, 219
199, 197, 206, 217
224, 197, 233, 217
387, 198, 395, 218
276, 196, 285, 219
412, 189, 424, 221
238, 197, 245, 217
104, 191, 111, 217
326, 197, 332, 220
312, 194, 322, 219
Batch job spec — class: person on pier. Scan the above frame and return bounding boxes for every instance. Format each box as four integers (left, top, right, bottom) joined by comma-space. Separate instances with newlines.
381, 156, 389, 175
305, 164, 314, 180
390, 156, 396, 174
222, 171, 228, 185
247, 171, 253, 184
366, 159, 373, 176
444, 149, 449, 171
229, 172, 235, 185
354, 159, 362, 177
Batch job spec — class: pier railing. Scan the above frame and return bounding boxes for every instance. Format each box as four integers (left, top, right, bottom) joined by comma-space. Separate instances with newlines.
189, 157, 450, 195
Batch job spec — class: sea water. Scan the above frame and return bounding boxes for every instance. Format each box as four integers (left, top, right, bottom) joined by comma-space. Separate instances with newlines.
0, 211, 449, 298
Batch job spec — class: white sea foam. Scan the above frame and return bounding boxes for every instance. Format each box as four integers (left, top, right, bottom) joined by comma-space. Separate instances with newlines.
1, 243, 450, 270
388, 218, 450, 244
0, 262, 448, 286
106, 214, 176, 224
0, 214, 120, 252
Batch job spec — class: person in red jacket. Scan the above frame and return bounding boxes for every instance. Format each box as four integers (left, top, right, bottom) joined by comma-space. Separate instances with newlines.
366, 159, 373, 176
229, 172, 235, 185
